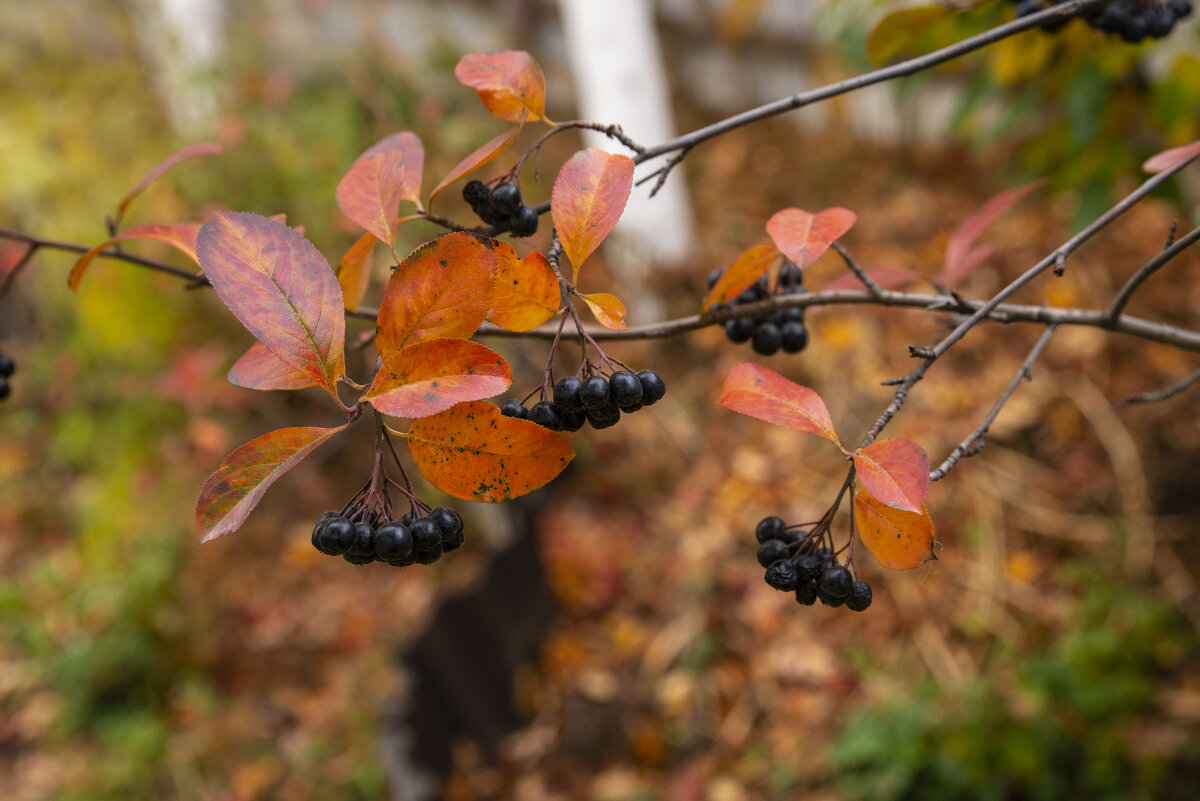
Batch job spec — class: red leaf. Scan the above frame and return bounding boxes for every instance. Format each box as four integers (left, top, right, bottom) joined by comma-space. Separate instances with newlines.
821, 266, 922, 292
365, 338, 512, 418
940, 180, 1042, 287
702, 243, 779, 311
765, 207, 856, 269
551, 148, 635, 281
851, 438, 930, 513
718, 362, 840, 446
227, 342, 318, 391
454, 50, 547, 123
117, 142, 223, 218
1143, 139, 1200, 174
578, 292, 627, 330
336, 132, 424, 247
487, 244, 561, 332
853, 487, 936, 570
196, 211, 346, 398
68, 222, 203, 291
427, 127, 520, 206
376, 232, 498, 354
406, 400, 574, 502
337, 232, 377, 314
196, 424, 348, 543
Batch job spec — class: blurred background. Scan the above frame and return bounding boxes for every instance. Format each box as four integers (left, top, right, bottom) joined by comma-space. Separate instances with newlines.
1, 1, 1199, 799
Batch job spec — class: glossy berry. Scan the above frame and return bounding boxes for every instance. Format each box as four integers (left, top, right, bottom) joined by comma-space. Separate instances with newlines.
637, 370, 666, 404
312, 516, 336, 554
0, 379, 9, 401
818, 565, 853, 602
0, 353, 13, 377
429, 507, 463, 540
410, 517, 441, 550
399, 511, 418, 527
795, 581, 819, 606
343, 551, 376, 565
780, 321, 808, 354
609, 371, 643, 408
441, 529, 465, 552
561, 408, 588, 432
586, 408, 621, 429
414, 546, 443, 565
500, 399, 528, 419
752, 322, 782, 356
553, 376, 584, 413
374, 521, 414, 561
846, 581, 873, 612
764, 559, 800, 591
725, 317, 755, 344
463, 180, 490, 207
349, 522, 375, 555
579, 375, 611, 411
529, 400, 564, 430
320, 517, 356, 555
507, 205, 539, 237
755, 515, 787, 544
489, 182, 522, 215
756, 539, 790, 568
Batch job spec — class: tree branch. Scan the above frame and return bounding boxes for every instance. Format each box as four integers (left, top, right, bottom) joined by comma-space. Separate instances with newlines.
929, 323, 1059, 481
1123, 368, 1200, 405
1105, 223, 1200, 326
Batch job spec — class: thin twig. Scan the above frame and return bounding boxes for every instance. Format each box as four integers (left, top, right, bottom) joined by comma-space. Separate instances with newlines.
0, 227, 205, 284
1123, 368, 1200, 405
831, 241, 884, 297
930, 324, 1059, 481
1105, 224, 1200, 326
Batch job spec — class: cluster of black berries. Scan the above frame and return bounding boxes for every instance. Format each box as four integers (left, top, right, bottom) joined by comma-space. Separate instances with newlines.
1012, 0, 1193, 40
501, 369, 666, 431
0, 350, 13, 401
710, 263, 809, 357
754, 516, 873, 611
463, 180, 539, 237
311, 506, 464, 566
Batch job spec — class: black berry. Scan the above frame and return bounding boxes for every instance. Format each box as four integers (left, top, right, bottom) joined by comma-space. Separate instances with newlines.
0, 353, 13, 378
319, 516, 356, 555
529, 400, 564, 430
374, 521, 414, 561
441, 529, 465, 552
707, 266, 726, 289
780, 321, 808, 354
561, 408, 588, 432
507, 205, 539, 237
0, 379, 9, 401
846, 581, 873, 612
463, 180, 490, 207
755, 515, 787, 544
414, 546, 443, 565
579, 375, 611, 411
429, 506, 463, 541
500, 399, 528, 419
818, 565, 853, 602
636, 370, 666, 405
764, 559, 800, 591
489, 182, 522, 215
586, 407, 621, 429
795, 581, 819, 606
752, 323, 782, 356
609, 371, 643, 408
554, 376, 584, 413
756, 539, 790, 568
410, 517, 441, 550
796, 555, 823, 582
725, 317, 755, 344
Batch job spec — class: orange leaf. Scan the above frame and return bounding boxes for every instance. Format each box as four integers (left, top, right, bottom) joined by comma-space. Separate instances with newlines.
551, 148, 635, 281
68, 222, 202, 291
406, 400, 574, 502
488, 244, 561, 331
940, 180, 1042, 287
454, 50, 547, 123
851, 438, 930, 513
227, 342, 318, 391
337, 232, 377, 313
336, 132, 424, 247
718, 362, 840, 446
196, 212, 346, 398
365, 338, 512, 418
853, 486, 936, 570
702, 243, 779, 312
196, 424, 349, 543
427, 127, 520, 206
765, 207, 856, 269
578, 292, 628, 330
117, 142, 223, 218
821, 266, 921, 292
1143, 139, 1200, 174
376, 232, 498, 355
